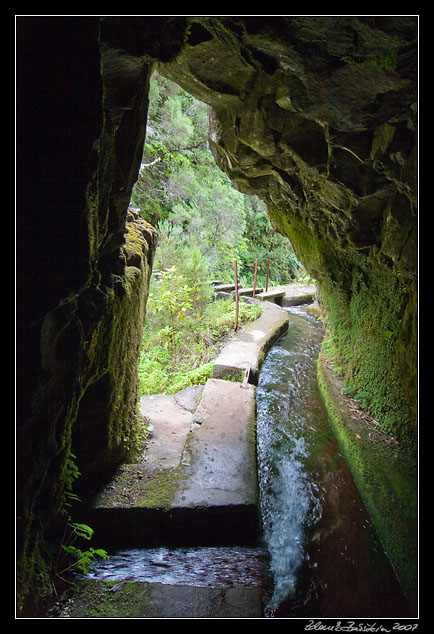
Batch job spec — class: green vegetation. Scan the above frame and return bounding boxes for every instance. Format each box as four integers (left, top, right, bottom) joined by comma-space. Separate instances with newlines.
139, 274, 262, 395
319, 256, 417, 450
55, 453, 109, 583
274, 204, 417, 451
57, 522, 109, 577
132, 71, 299, 397
131, 71, 302, 287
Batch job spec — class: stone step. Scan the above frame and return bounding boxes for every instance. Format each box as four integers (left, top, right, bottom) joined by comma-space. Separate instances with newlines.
214, 283, 236, 292
281, 291, 315, 306
63, 580, 263, 618
80, 380, 259, 549
255, 289, 286, 305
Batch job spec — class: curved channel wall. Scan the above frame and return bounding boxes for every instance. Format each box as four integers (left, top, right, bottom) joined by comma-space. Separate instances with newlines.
211, 297, 290, 385
317, 350, 418, 613
216, 295, 417, 614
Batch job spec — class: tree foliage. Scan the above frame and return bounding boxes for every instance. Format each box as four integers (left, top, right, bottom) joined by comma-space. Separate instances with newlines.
131, 71, 302, 286
150, 266, 193, 363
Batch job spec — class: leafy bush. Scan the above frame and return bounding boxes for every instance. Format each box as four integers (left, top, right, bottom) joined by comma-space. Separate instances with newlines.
139, 293, 261, 396
130, 71, 301, 286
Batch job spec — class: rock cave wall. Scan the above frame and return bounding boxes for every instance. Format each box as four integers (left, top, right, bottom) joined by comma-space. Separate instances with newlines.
16, 16, 417, 614
159, 16, 418, 449
16, 17, 160, 612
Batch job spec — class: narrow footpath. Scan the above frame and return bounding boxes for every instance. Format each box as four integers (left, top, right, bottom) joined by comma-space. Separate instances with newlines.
64, 286, 315, 618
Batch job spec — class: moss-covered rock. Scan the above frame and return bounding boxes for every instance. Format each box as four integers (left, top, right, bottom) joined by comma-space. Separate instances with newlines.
317, 350, 418, 612
159, 16, 417, 452
72, 210, 158, 491
62, 579, 263, 618
16, 18, 158, 612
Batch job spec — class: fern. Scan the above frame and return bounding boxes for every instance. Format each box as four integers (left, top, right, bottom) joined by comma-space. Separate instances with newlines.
57, 522, 109, 577
55, 451, 110, 580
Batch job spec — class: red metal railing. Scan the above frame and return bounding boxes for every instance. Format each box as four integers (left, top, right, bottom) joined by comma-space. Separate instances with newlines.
233, 256, 271, 331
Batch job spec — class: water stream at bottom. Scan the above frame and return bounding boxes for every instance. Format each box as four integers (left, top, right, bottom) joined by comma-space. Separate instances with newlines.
256, 307, 411, 618
84, 306, 412, 618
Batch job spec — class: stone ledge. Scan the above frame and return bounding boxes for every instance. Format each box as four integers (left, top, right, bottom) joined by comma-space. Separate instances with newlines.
212, 300, 290, 385
317, 350, 418, 614
63, 579, 263, 618
80, 504, 260, 549
81, 379, 260, 548
281, 292, 315, 307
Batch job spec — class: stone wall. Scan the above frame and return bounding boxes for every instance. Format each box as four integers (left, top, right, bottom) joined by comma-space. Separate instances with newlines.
159, 16, 418, 450
16, 18, 159, 613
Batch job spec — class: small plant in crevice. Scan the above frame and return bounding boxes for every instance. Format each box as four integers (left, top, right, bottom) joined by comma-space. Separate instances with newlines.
54, 452, 109, 587
56, 521, 109, 579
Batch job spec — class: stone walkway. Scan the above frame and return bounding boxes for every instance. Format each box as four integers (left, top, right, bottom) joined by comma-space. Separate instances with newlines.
69, 289, 314, 617
82, 300, 290, 545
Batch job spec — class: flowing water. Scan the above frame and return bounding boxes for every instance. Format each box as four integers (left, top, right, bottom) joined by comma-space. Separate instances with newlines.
84, 545, 271, 590
84, 306, 411, 618
256, 307, 411, 618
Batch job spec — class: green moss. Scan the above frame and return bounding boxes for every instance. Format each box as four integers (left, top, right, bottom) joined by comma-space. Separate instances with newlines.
65, 579, 154, 618
135, 467, 184, 508
317, 351, 418, 612
17, 216, 157, 616
318, 256, 417, 451
16, 537, 53, 615
92, 463, 185, 510
267, 201, 417, 453
214, 367, 247, 383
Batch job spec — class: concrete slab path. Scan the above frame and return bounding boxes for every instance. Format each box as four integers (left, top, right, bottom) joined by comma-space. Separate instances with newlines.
65, 579, 263, 618
173, 378, 257, 509
212, 300, 290, 385
75, 299, 293, 616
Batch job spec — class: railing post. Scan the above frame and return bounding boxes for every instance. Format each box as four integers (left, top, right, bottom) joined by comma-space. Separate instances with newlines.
266, 257, 270, 292
253, 258, 258, 298
234, 260, 239, 332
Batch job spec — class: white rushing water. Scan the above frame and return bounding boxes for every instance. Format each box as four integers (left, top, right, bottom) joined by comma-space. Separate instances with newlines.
82, 545, 270, 589
256, 308, 324, 615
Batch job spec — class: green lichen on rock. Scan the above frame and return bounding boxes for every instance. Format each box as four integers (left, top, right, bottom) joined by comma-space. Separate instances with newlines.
63, 579, 154, 618
72, 212, 158, 488
322, 259, 416, 450
317, 351, 418, 612
17, 211, 157, 615
91, 463, 185, 510
159, 16, 417, 453
265, 202, 417, 452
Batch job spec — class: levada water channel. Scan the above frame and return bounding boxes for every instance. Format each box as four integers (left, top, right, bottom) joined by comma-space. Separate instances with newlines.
81, 306, 412, 618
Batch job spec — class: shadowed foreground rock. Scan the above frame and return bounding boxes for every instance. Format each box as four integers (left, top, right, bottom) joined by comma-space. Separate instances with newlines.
64, 580, 263, 618
81, 378, 259, 549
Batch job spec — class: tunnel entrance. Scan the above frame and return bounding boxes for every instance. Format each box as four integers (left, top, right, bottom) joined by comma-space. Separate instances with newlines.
132, 70, 303, 288
130, 70, 308, 401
